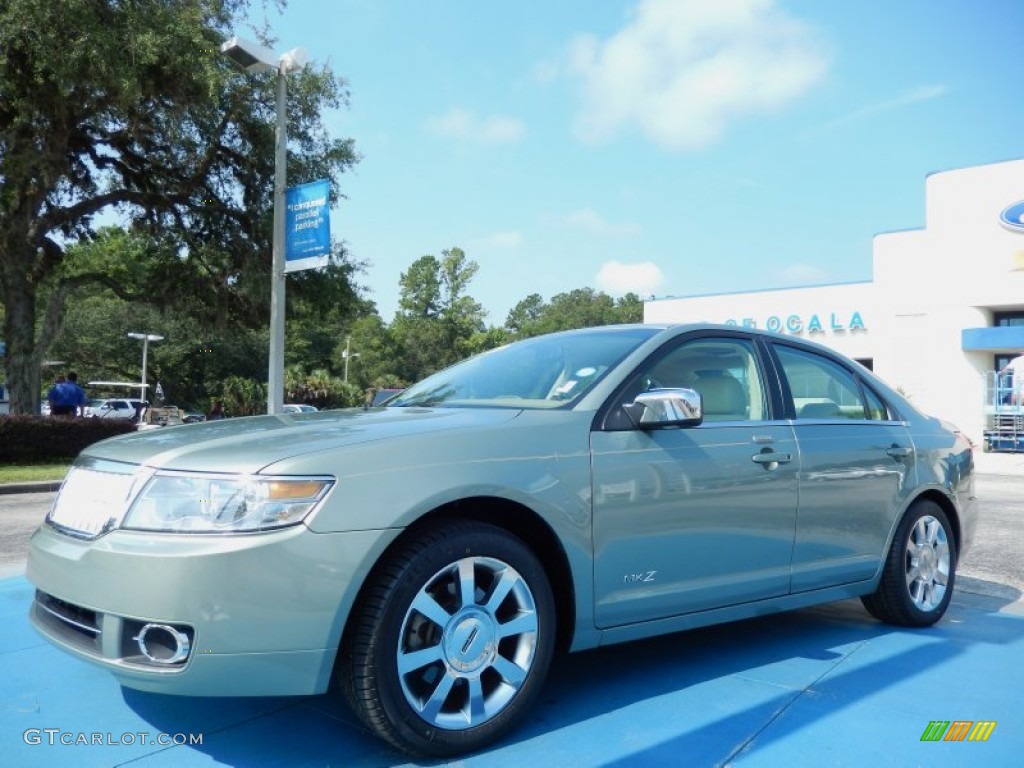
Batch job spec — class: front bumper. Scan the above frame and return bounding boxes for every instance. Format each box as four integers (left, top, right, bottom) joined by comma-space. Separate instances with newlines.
27, 522, 400, 696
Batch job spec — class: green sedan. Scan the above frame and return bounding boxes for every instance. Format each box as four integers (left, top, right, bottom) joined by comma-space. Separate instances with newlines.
27, 324, 977, 757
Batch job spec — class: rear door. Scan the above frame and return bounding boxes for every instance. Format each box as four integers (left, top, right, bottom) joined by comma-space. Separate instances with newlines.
767, 341, 914, 592
591, 333, 799, 628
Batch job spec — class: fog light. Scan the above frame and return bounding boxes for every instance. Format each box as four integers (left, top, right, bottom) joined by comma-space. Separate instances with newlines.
133, 623, 191, 665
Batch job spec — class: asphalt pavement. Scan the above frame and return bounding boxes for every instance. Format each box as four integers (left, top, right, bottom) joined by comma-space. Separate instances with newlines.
1, 452, 1022, 766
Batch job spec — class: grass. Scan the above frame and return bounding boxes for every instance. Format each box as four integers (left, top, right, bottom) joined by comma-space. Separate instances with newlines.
0, 462, 72, 484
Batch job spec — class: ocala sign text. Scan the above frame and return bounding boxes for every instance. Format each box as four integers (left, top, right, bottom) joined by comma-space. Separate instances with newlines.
724, 311, 866, 334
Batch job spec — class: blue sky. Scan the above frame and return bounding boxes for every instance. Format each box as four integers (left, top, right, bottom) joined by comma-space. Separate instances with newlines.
259, 0, 1024, 324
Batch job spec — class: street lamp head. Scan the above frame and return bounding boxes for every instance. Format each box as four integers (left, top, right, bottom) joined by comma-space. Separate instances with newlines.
220, 35, 277, 73
280, 47, 309, 74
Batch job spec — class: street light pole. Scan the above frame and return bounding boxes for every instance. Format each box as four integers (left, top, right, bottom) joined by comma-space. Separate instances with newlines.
342, 336, 360, 383
220, 36, 307, 415
268, 63, 288, 415
127, 332, 164, 402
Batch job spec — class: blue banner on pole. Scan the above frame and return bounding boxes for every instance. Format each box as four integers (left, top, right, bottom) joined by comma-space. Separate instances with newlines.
285, 179, 331, 273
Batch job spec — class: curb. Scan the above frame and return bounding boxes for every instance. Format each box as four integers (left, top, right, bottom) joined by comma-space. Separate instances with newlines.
0, 481, 63, 495
0, 562, 25, 580
957, 574, 1024, 603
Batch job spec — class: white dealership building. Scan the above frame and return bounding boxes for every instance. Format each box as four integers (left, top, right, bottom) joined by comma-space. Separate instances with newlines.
644, 157, 1024, 445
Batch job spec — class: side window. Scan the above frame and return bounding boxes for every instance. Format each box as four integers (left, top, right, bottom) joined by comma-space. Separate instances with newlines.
774, 344, 881, 420
641, 337, 768, 422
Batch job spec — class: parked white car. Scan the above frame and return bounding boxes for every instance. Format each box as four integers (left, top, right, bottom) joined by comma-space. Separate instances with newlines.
88, 399, 147, 421
282, 403, 318, 413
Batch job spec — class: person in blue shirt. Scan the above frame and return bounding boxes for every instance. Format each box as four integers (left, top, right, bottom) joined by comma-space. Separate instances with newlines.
62, 372, 88, 417
49, 372, 88, 417
47, 375, 69, 416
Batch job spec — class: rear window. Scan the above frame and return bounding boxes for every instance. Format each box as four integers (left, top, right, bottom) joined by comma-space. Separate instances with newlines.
773, 344, 887, 421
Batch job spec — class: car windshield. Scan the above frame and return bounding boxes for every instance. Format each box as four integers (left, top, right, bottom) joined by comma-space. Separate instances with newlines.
389, 326, 658, 409
371, 389, 404, 406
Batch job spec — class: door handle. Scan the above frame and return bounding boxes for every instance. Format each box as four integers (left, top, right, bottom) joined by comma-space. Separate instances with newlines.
886, 445, 913, 459
752, 451, 792, 465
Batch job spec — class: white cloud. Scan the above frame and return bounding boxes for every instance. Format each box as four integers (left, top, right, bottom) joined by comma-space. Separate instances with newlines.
811, 84, 948, 133
562, 207, 642, 237
597, 260, 665, 295
425, 108, 525, 145
563, 0, 830, 151
475, 231, 523, 249
778, 263, 828, 284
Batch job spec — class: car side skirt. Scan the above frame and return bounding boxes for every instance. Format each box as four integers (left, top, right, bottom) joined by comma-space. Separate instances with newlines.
594, 580, 876, 648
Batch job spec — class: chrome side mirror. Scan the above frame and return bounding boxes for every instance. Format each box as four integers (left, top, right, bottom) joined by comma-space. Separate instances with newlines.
624, 388, 703, 429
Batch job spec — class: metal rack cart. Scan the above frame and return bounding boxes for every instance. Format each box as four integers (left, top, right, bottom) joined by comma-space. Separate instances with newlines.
983, 371, 1024, 452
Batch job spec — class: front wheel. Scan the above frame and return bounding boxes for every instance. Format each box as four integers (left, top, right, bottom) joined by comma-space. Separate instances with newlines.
340, 520, 556, 757
862, 500, 957, 627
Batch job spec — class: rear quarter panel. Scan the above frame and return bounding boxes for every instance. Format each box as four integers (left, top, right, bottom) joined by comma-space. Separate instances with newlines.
906, 416, 978, 557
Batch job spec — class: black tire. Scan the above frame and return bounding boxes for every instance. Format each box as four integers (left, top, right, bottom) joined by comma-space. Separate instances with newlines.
861, 500, 957, 627
339, 520, 556, 757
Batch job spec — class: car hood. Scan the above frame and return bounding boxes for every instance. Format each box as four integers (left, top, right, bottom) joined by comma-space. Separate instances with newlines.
82, 407, 522, 474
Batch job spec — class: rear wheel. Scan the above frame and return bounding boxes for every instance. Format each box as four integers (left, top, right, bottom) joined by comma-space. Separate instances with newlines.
862, 500, 956, 627
340, 520, 555, 757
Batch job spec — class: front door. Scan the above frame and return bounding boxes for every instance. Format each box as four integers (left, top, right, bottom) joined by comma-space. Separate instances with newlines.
591, 335, 799, 628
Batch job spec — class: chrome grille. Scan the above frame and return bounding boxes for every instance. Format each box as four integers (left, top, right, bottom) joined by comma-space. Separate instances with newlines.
33, 591, 101, 654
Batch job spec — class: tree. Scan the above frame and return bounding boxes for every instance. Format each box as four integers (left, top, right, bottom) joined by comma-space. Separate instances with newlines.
46, 227, 373, 409
0, 0, 358, 413
286, 258, 373, 374
615, 292, 644, 323
391, 248, 487, 382
339, 314, 403, 390
505, 293, 545, 337
504, 289, 644, 339
284, 365, 360, 409
48, 285, 272, 410
219, 375, 267, 417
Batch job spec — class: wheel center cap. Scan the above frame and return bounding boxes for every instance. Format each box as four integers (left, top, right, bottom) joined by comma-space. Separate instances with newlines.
444, 610, 496, 674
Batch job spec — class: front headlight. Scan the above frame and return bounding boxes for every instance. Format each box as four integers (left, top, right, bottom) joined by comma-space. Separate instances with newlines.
122, 472, 334, 533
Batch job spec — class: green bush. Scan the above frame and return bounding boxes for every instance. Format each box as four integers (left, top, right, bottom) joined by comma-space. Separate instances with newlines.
0, 415, 137, 463
219, 376, 268, 417
284, 367, 364, 409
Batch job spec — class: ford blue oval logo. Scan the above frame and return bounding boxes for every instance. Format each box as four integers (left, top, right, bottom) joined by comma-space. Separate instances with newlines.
1000, 200, 1024, 233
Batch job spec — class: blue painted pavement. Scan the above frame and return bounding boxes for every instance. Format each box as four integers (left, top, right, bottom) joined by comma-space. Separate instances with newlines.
2, 574, 1021, 767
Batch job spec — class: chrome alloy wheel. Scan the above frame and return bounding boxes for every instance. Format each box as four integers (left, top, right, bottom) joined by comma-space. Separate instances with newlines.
397, 556, 539, 730
905, 514, 951, 612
